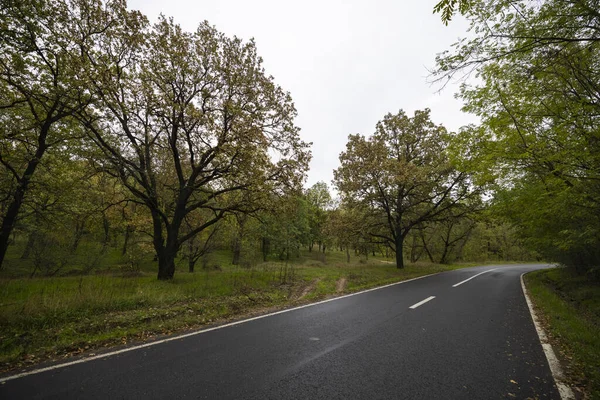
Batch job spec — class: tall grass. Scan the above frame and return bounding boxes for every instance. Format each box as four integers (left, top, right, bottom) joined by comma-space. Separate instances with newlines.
525, 268, 600, 398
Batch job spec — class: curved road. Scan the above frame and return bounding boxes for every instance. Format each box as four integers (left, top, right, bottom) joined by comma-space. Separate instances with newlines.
1, 264, 561, 399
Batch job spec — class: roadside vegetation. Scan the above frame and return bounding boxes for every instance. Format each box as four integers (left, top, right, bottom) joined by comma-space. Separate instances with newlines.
525, 268, 600, 398
0, 248, 471, 373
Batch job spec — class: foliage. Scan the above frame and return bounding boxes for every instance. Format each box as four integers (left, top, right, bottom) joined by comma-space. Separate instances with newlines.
0, 0, 311, 279
433, 0, 474, 25
334, 109, 479, 268
260, 193, 311, 261
325, 204, 372, 262
526, 268, 600, 397
79, 13, 310, 279
0, 0, 99, 268
305, 181, 332, 252
435, 0, 600, 273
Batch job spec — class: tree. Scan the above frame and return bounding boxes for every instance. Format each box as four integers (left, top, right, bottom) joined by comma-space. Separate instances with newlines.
182, 214, 221, 272
0, 0, 106, 268
325, 203, 372, 263
259, 192, 311, 262
434, 0, 600, 273
305, 181, 332, 252
417, 212, 477, 264
79, 15, 310, 280
334, 109, 477, 268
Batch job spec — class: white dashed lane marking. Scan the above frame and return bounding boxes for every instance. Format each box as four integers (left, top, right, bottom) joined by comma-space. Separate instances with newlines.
452, 268, 498, 288
409, 296, 436, 309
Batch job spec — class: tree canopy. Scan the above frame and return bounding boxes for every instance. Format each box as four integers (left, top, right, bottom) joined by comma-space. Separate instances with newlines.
434, 0, 600, 273
0, 0, 310, 279
334, 109, 478, 268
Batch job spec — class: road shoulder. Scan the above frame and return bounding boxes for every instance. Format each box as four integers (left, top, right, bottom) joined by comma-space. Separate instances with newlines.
521, 272, 576, 399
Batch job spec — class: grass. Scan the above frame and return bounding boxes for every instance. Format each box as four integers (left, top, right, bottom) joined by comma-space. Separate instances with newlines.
524, 268, 600, 398
0, 252, 469, 373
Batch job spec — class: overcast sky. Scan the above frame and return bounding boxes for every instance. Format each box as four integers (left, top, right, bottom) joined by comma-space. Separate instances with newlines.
128, 0, 477, 189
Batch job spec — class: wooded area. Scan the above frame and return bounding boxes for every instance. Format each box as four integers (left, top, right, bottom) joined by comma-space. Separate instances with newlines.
0, 0, 547, 282
433, 0, 600, 277
0, 0, 598, 278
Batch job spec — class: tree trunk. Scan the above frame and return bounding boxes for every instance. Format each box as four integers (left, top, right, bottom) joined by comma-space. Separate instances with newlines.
439, 247, 449, 264
346, 246, 350, 263
71, 219, 85, 253
261, 237, 270, 261
395, 234, 405, 269
102, 212, 110, 248
122, 225, 132, 255
232, 215, 246, 265
187, 236, 195, 273
410, 234, 418, 263
0, 159, 44, 269
157, 248, 177, 280
152, 210, 179, 280
232, 236, 241, 265
158, 235, 178, 280
420, 230, 435, 263
21, 232, 36, 259
439, 222, 454, 264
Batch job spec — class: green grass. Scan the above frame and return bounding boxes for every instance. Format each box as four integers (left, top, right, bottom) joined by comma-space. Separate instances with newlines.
524, 268, 600, 398
0, 254, 469, 373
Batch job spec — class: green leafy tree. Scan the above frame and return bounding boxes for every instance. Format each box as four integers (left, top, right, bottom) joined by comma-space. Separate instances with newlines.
305, 181, 332, 252
260, 193, 311, 261
0, 0, 109, 268
79, 15, 310, 279
325, 203, 373, 263
415, 209, 477, 264
435, 0, 600, 272
334, 109, 477, 268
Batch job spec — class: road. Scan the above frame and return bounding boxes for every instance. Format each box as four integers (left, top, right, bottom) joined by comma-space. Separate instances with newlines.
1, 264, 561, 399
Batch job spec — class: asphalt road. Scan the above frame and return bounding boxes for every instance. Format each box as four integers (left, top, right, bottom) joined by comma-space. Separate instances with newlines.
1, 264, 561, 399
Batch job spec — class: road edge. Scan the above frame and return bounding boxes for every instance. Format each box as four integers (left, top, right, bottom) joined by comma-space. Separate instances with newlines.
520, 272, 575, 400
0, 271, 442, 384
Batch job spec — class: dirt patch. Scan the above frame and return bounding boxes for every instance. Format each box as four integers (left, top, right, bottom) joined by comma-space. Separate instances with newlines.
291, 278, 321, 300
336, 277, 347, 293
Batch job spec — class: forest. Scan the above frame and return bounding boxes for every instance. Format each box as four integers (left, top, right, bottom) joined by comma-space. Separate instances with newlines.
0, 0, 552, 280
0, 0, 598, 386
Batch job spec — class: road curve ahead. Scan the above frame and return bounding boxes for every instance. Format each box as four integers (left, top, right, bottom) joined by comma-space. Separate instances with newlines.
1, 264, 561, 399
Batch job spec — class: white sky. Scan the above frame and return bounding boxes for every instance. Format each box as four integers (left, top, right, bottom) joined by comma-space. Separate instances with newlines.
128, 0, 478, 189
